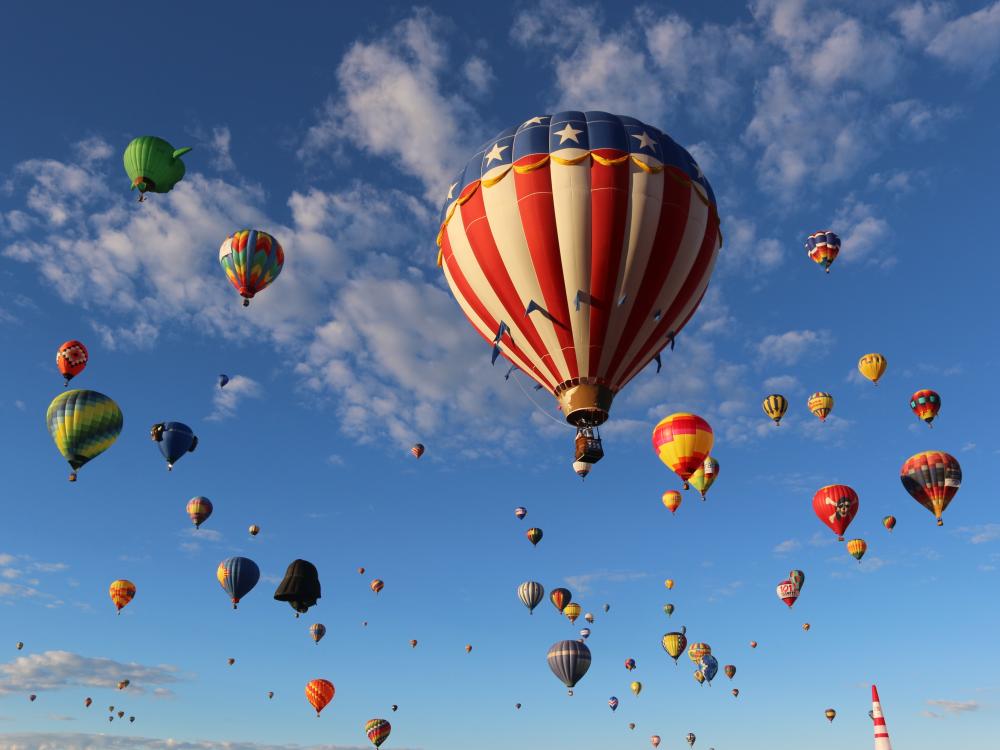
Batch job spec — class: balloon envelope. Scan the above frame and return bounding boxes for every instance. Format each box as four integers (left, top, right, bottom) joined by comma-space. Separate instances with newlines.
547, 640, 591, 691
47, 390, 123, 481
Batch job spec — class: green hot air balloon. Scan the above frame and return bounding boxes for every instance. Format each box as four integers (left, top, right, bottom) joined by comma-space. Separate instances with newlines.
123, 136, 192, 200
46, 390, 123, 481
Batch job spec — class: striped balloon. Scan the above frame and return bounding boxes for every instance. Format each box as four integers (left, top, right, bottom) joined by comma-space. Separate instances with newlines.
883, 515, 896, 532
365, 718, 391, 748
309, 623, 326, 644
909, 389, 941, 426
652, 413, 714, 488
108, 580, 136, 614
661, 630, 687, 663
514, 506, 527, 519
410, 443, 425, 459
762, 393, 788, 425
688, 456, 719, 500
217, 557, 260, 609
46, 390, 123, 482
305, 679, 334, 716
608, 696, 619, 711
437, 112, 721, 434
858, 353, 887, 385
517, 581, 544, 614
547, 639, 591, 692
186, 497, 213, 529
687, 642, 711, 663
805, 230, 840, 272
550, 587, 571, 613
526, 527, 543, 546
847, 538, 868, 562
563, 602, 582, 623
218, 229, 284, 307
900, 451, 961, 526
807, 392, 834, 421
370, 579, 384, 594
56, 340, 88, 385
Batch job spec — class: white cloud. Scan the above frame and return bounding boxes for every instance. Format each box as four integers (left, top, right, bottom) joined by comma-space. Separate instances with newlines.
719, 217, 784, 277
763, 375, 801, 393
208, 126, 236, 172
926, 698, 979, 714
0, 735, 379, 750
773, 539, 802, 554
894, 2, 952, 45
90, 319, 159, 351
208, 375, 262, 421
757, 329, 832, 365
462, 56, 495, 94
0, 651, 182, 696
72, 137, 113, 165
926, 1, 1000, 75
563, 570, 648, 594
956, 524, 1000, 544
833, 197, 892, 265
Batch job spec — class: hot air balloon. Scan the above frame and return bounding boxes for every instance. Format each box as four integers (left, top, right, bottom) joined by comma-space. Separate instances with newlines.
306, 679, 335, 717
227, 658, 236, 666
108, 716, 113, 722
883, 515, 896, 532
652, 413, 714, 489
825, 708, 836, 722
700, 654, 719, 684
218, 374, 229, 388
310, 623, 326, 644
564, 602, 582, 623
410, 443, 425, 459
686, 732, 696, 747
274, 559, 322, 616
762, 394, 788, 425
186, 497, 213, 529
629, 723, 636, 731
901, 450, 962, 527
609, 696, 619, 711
776, 579, 799, 608
813, 484, 859, 541
365, 718, 391, 748
84, 697, 92, 707
117, 680, 129, 690
56, 340, 88, 386
847, 538, 868, 562
807, 392, 834, 422
749, 640, 757, 648
437, 113, 722, 469
150, 422, 197, 470
802, 622, 811, 631
406, 639, 417, 649
805, 230, 840, 272
249, 524, 260, 537
661, 489, 682, 514
29, 694, 36, 702
573, 460, 591, 479
631, 681, 642, 696
129, 716, 135, 723
15, 642, 23, 650
515, 702, 521, 709
109, 580, 136, 614
371, 579, 385, 594
858, 354, 887, 385
910, 389, 941, 426
687, 643, 711, 663
689, 455, 719, 501
46, 390, 123, 481
217, 557, 260, 609
724, 664, 736, 679
108, 706, 114, 712
732, 688, 739, 697
391, 704, 398, 712
526, 527, 543, 546
518, 581, 545, 614
789, 569, 806, 591
219, 229, 284, 306
651, 735, 661, 748
663, 603, 675, 617
268, 691, 274, 699
547, 639, 591, 694
693, 670, 705, 685
550, 588, 571, 613
358, 567, 365, 574
661, 629, 687, 664
603, 603, 610, 613
514, 506, 527, 520
665, 579, 675, 590
123, 136, 191, 200
579, 627, 591, 640
117, 711, 124, 718
465, 644, 473, 654
625, 658, 637, 672
584, 612, 594, 623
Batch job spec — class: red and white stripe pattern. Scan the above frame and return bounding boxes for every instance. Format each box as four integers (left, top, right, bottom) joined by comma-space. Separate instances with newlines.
872, 685, 892, 750
438, 112, 722, 401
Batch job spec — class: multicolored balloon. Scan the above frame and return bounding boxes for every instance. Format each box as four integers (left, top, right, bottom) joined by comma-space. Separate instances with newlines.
699, 654, 719, 684
652, 413, 714, 489
847, 538, 868, 562
249, 524, 260, 537
46, 390, 123, 482
625, 658, 637, 672
900, 451, 961, 526
547, 639, 591, 694
579, 628, 591, 640
563, 602, 581, 623
217, 557, 260, 609
687, 642, 711, 663
789, 569, 806, 591
909, 390, 941, 426
688, 456, 719, 500
550, 588, 571, 613
56, 340, 88, 386
651, 736, 661, 748
186, 497, 213, 529
410, 443, 425, 459
371, 579, 385, 594
776, 579, 799, 608
109, 580, 136, 614
805, 230, 840, 272
219, 229, 284, 307
573, 460, 591, 479
305, 679, 335, 717
465, 644, 473, 654
812, 484, 859, 541
514, 506, 527, 520
310, 623, 326, 644
663, 603, 675, 617
825, 708, 836, 722
661, 629, 687, 664
662, 490, 682, 514
762, 393, 788, 425
693, 669, 705, 685
724, 664, 736, 679
608, 696, 619, 712
858, 353, 887, 385
517, 581, 544, 614
150, 422, 198, 470
732, 688, 739, 697
883, 515, 896, 532
365, 718, 391, 748
807, 392, 834, 422
526, 527, 543, 546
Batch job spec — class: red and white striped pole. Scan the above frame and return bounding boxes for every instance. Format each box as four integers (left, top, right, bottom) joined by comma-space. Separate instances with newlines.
872, 685, 892, 750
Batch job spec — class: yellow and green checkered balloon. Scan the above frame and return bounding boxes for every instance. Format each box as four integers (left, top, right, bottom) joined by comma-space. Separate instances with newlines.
46, 390, 123, 481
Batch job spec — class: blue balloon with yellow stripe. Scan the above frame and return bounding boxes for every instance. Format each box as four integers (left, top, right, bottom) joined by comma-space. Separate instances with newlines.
46, 390, 123, 481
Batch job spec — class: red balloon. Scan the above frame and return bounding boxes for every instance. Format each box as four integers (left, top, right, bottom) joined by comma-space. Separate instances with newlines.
776, 579, 799, 608
812, 484, 858, 541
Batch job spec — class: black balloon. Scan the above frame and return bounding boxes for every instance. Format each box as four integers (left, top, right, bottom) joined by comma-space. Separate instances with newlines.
273, 559, 321, 615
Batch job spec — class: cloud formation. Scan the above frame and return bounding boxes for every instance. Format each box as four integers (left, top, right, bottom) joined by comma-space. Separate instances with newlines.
0, 651, 183, 696
0, 735, 381, 750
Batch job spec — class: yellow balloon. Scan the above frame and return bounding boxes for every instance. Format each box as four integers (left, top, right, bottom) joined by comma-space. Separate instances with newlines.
664, 579, 674, 590
630, 681, 642, 696
807, 392, 834, 421
762, 393, 788, 425
662, 491, 682, 514
857, 353, 887, 385
563, 602, 582, 623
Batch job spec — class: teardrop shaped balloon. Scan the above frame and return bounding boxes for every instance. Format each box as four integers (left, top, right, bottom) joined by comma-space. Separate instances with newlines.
608, 696, 619, 712
663, 603, 675, 617
664, 579, 675, 590
805, 230, 840, 272
624, 658, 636, 672
371, 579, 385, 594
84, 698, 92, 707
662, 490, 682, 514
514, 506, 527, 520
858, 353, 887, 385
563, 602, 581, 623
150, 421, 197, 471
547, 639, 591, 693
249, 524, 260, 537
788, 570, 805, 591
807, 392, 834, 421
305, 679, 335, 717
47, 390, 123, 481
802, 622, 811, 631
218, 374, 229, 388
825, 708, 836, 722
762, 393, 788, 425
584, 612, 594, 623
410, 443, 425, 459
550, 588, 571, 613
631, 681, 642, 696
579, 627, 590, 640
517, 581, 544, 614
526, 527, 543, 546
900, 451, 961, 526
686, 732, 696, 747
693, 669, 705, 685
724, 664, 736, 679
909, 389, 941, 426
651, 735, 661, 748
847, 538, 868, 562
732, 688, 739, 697
661, 631, 687, 663
365, 718, 391, 748
465, 644, 473, 654
186, 497, 213, 529
812, 484, 859, 541
410, 639, 417, 648
217, 557, 260, 609
883, 515, 896, 532
699, 654, 718, 683
688, 456, 719, 500
652, 413, 714, 489
227, 658, 236, 666
109, 580, 136, 614
310, 623, 326, 644
56, 340, 88, 386
219, 229, 284, 307
749, 640, 757, 648
776, 579, 799, 608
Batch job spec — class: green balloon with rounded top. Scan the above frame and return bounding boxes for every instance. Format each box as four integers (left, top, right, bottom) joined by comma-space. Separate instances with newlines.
123, 136, 192, 197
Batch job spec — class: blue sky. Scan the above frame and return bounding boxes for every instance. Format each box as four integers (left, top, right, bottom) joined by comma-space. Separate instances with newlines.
1, 1, 999, 748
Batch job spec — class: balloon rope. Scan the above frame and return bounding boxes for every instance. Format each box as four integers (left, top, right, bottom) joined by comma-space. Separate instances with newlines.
510, 372, 574, 430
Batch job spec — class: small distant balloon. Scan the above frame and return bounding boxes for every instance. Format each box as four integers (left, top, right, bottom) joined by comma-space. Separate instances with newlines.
526, 527, 543, 546
186, 497, 213, 529
629, 723, 636, 730
665, 579, 675, 590
29, 694, 36, 702
16, 642, 23, 650
358, 567, 365, 574
625, 658, 636, 672
371, 579, 385, 594
410, 443, 425, 459
883, 515, 896, 532
664, 603, 675, 617
218, 374, 229, 388
662, 490, 682, 514
310, 623, 326, 644
150, 421, 198, 471
686, 732, 697, 747
603, 603, 610, 613
563, 602, 581, 623
109, 579, 136, 614
514, 506, 527, 520
631, 681, 642, 696
117, 680, 129, 690
732, 688, 739, 697
228, 658, 236, 666
515, 703, 521, 710
391, 704, 398, 712
84, 698, 92, 707
249, 524, 260, 537
579, 628, 591, 640
465, 644, 473, 654
847, 538, 868, 562
825, 708, 837, 722
608, 696, 619, 712
802, 623, 811, 631
409, 639, 418, 648
749, 640, 757, 648
268, 691, 274, 699
584, 612, 594, 623
651, 736, 661, 748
